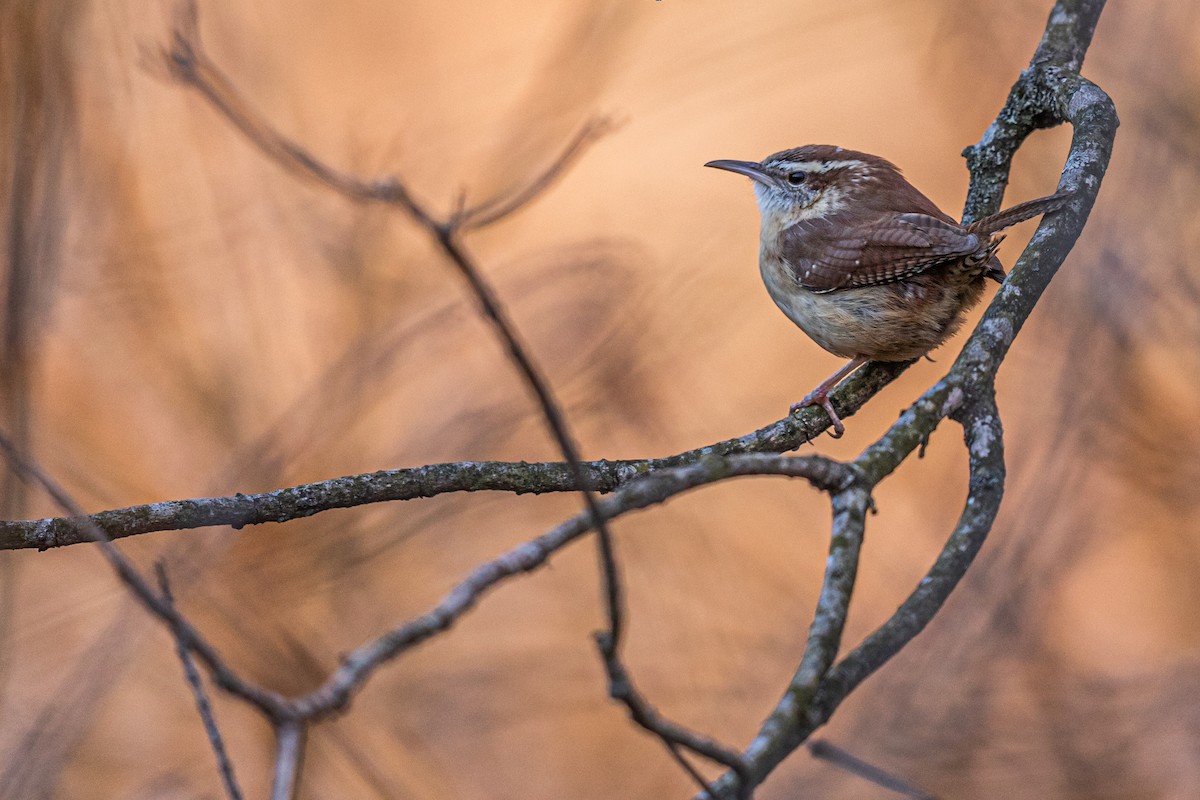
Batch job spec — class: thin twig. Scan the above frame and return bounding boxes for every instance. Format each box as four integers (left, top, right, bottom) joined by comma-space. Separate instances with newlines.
156, 562, 245, 800
663, 743, 720, 800
596, 629, 752, 797
0, 431, 292, 720
459, 117, 617, 229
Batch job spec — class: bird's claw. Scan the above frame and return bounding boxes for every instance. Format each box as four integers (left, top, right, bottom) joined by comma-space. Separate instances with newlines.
791, 392, 846, 438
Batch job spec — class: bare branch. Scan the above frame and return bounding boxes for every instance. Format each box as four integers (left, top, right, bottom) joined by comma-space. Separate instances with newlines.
288, 453, 851, 718
0, 361, 906, 551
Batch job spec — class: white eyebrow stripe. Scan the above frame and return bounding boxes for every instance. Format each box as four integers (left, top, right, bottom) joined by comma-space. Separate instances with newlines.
773, 159, 865, 173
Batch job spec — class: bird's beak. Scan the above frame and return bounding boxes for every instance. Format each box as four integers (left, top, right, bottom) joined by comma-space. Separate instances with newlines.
704, 159, 775, 187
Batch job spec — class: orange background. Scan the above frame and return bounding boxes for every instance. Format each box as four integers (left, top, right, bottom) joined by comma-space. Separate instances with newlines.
2, 1, 1198, 798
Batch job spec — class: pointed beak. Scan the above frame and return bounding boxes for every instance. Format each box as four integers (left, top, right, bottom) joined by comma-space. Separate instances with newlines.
704, 159, 775, 187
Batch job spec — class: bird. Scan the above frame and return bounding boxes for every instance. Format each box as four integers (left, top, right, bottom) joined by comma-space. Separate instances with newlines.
705, 145, 1069, 436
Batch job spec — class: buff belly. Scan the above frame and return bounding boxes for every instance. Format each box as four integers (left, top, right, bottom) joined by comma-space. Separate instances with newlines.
759, 254, 983, 362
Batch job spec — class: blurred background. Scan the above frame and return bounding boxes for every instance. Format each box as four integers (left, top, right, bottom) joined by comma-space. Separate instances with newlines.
2, 0, 1198, 797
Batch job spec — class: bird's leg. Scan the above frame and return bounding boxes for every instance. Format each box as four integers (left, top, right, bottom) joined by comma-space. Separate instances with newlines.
790, 357, 868, 438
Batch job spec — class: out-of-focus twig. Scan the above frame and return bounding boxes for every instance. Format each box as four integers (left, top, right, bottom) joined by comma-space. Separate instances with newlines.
0, 430, 292, 720
459, 116, 618, 230
156, 562, 244, 800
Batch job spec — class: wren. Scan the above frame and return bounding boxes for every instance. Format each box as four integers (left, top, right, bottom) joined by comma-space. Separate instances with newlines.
706, 145, 1068, 436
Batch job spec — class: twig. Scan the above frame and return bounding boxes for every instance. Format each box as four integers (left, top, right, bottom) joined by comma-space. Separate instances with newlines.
156, 562, 245, 800
596, 629, 751, 797
701, 2, 1115, 795
459, 117, 617, 229
663, 744, 721, 800
0, 430, 292, 720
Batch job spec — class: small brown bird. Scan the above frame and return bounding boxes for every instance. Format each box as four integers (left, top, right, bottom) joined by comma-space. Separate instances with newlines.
706, 145, 1068, 436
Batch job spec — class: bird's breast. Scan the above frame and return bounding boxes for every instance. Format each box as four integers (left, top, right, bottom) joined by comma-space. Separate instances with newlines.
757, 245, 979, 362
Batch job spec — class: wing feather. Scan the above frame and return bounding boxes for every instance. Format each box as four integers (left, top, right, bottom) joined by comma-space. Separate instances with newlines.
781, 213, 982, 293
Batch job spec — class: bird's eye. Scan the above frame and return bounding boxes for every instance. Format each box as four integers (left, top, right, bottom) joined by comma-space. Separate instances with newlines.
786, 171, 808, 186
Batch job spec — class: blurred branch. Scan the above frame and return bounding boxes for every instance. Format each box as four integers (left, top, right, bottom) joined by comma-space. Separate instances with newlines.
0, 430, 294, 721
156, 563, 244, 800
459, 116, 618, 229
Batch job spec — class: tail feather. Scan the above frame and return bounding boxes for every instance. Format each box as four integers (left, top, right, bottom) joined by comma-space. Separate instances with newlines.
967, 190, 1071, 236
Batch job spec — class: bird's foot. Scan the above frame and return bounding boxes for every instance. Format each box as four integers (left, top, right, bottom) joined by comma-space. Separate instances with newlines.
791, 391, 845, 438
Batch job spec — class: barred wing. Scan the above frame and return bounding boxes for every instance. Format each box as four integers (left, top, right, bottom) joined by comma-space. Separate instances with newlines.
780, 213, 983, 293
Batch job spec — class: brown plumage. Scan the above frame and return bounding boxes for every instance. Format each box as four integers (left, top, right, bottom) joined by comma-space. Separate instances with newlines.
706, 145, 1069, 435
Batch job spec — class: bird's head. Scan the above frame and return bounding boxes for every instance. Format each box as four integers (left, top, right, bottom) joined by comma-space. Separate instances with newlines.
705, 145, 902, 227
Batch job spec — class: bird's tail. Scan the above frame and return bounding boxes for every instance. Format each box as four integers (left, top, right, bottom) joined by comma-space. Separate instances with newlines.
967, 190, 1072, 237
